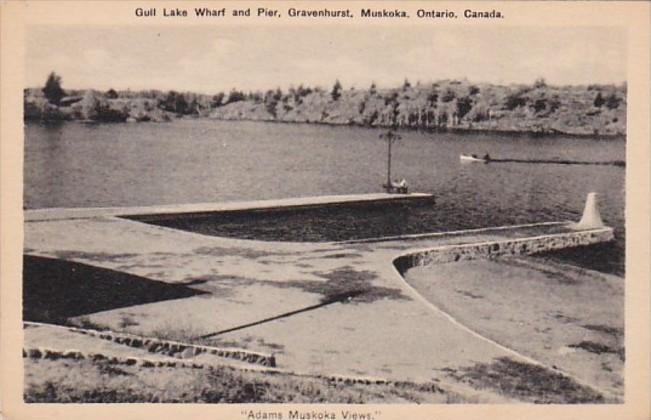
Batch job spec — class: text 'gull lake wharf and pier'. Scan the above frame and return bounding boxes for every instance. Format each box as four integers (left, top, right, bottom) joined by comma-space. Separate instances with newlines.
134, 7, 505, 19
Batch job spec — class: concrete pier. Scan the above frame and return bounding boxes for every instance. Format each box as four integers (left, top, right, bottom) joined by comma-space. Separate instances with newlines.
25, 193, 434, 222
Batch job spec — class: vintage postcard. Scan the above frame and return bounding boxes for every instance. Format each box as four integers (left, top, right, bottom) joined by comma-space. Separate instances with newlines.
1, 1, 649, 419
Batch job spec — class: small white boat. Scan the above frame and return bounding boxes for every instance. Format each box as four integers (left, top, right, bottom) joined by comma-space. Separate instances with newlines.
460, 154, 488, 163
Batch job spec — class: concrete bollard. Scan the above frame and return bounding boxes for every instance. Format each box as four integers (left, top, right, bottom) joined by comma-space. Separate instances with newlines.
575, 192, 605, 229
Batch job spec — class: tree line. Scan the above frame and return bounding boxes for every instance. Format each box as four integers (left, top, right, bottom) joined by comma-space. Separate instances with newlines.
25, 72, 627, 136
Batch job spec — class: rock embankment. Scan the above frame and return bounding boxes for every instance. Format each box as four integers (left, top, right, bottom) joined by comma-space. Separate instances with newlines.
209, 81, 626, 137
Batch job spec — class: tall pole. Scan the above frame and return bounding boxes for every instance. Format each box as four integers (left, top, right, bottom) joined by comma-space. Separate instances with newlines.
387, 135, 392, 187
381, 129, 400, 191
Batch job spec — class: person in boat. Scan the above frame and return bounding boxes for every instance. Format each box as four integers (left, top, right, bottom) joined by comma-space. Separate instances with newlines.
483, 153, 491, 161
395, 178, 408, 193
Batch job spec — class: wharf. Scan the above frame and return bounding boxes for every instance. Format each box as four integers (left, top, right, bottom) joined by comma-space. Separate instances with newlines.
23, 193, 618, 401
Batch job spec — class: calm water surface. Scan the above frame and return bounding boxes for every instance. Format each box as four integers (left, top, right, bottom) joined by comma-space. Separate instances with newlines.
25, 119, 625, 274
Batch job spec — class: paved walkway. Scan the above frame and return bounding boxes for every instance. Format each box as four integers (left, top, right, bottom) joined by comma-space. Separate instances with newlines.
23, 195, 615, 400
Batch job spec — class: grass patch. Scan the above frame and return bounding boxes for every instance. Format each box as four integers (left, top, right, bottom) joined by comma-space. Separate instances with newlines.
582, 324, 623, 338
68, 316, 109, 331
149, 322, 211, 344
118, 315, 139, 329
532, 241, 624, 277
569, 341, 625, 361
96, 364, 131, 377
450, 357, 605, 404
24, 358, 456, 403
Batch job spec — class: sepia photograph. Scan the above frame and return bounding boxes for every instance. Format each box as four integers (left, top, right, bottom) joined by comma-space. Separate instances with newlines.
2, 1, 650, 419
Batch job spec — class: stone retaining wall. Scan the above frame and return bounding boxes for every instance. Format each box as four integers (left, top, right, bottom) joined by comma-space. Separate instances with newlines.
394, 227, 614, 273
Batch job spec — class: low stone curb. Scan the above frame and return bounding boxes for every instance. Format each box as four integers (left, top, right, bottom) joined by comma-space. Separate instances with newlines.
22, 346, 266, 371
318, 373, 389, 386
23, 325, 398, 386
23, 321, 276, 367
22, 346, 394, 387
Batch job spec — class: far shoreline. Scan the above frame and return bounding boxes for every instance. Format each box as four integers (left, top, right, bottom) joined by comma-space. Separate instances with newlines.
25, 117, 627, 142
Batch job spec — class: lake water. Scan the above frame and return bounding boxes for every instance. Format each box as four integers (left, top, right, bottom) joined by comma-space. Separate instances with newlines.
24, 119, 625, 274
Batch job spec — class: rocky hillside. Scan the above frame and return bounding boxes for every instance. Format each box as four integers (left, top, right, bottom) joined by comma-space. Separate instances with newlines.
210, 80, 626, 137
24, 79, 626, 137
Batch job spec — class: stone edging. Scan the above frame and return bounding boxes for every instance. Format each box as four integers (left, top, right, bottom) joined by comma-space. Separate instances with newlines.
23, 347, 211, 369
23, 321, 276, 367
22, 346, 393, 387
